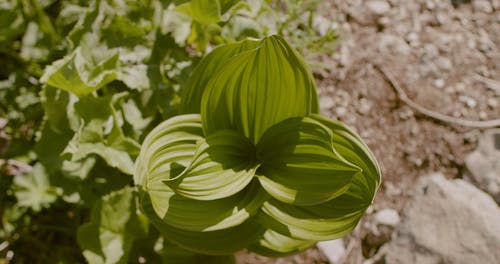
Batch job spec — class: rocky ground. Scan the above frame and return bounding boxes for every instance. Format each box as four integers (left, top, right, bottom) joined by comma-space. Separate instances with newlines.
237, 0, 500, 263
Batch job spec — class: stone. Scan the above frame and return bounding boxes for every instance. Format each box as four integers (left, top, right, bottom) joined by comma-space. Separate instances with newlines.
366, 0, 391, 16
373, 209, 400, 227
319, 96, 335, 110
383, 173, 500, 264
458, 95, 477, 108
473, 0, 493, 13
487, 98, 498, 109
465, 129, 500, 203
432, 78, 445, 89
317, 239, 345, 264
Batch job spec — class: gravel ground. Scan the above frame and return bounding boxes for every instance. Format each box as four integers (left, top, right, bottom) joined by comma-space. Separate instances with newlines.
237, 0, 499, 263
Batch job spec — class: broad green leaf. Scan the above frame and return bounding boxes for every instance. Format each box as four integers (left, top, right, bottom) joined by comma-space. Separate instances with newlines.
175, 0, 222, 24
63, 93, 140, 174
201, 35, 319, 144
256, 193, 368, 241
40, 47, 118, 96
180, 38, 259, 114
12, 163, 61, 212
77, 187, 148, 264
142, 180, 266, 232
140, 190, 265, 255
160, 240, 235, 264
165, 130, 258, 200
256, 116, 360, 205
135, 114, 204, 188
312, 114, 381, 200
248, 229, 315, 257
255, 115, 380, 241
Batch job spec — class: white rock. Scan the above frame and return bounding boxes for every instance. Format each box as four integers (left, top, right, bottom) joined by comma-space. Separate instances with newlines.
473, 0, 493, 13
465, 129, 500, 203
384, 173, 500, 264
458, 95, 477, 108
432, 79, 445, 89
374, 209, 400, 227
366, 0, 391, 16
319, 96, 335, 110
317, 239, 345, 264
487, 98, 498, 109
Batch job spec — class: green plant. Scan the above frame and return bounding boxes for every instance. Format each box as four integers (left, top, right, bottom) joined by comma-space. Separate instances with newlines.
135, 35, 381, 258
0, 0, 366, 263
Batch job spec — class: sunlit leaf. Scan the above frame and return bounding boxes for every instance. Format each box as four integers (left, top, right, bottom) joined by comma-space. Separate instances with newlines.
256, 116, 360, 205
180, 38, 259, 114
175, 0, 222, 24
140, 190, 265, 255
201, 35, 319, 144
166, 129, 258, 200
248, 229, 314, 257
40, 47, 118, 96
12, 163, 60, 212
77, 187, 148, 264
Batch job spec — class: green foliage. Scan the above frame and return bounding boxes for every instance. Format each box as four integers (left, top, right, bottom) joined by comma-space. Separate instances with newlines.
135, 36, 381, 257
0, 0, 344, 263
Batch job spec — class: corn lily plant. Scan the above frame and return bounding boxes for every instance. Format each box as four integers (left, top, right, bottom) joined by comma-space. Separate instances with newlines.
134, 35, 381, 257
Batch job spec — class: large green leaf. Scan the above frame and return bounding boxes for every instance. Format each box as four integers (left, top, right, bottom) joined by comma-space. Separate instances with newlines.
135, 114, 204, 188
248, 229, 315, 257
165, 129, 259, 200
141, 180, 266, 232
174, 0, 222, 24
256, 193, 368, 241
77, 187, 148, 264
180, 38, 259, 114
256, 116, 360, 205
140, 190, 265, 255
40, 47, 118, 96
201, 35, 319, 144
312, 114, 381, 200
12, 163, 61, 212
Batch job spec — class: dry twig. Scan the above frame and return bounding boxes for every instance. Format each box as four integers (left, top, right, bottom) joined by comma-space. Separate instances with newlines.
374, 65, 500, 128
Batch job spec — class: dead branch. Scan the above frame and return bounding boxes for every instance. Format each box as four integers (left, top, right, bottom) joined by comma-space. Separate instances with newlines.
374, 65, 500, 128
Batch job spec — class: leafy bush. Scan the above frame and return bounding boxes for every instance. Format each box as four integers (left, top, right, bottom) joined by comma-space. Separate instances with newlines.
0, 0, 376, 263
135, 35, 380, 260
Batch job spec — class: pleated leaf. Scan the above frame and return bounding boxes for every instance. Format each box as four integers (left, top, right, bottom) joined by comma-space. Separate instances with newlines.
248, 229, 315, 257
180, 39, 259, 114
312, 114, 381, 200
140, 190, 265, 255
256, 116, 361, 205
142, 180, 266, 232
134, 114, 203, 189
201, 35, 319, 144
256, 193, 368, 241
165, 130, 259, 200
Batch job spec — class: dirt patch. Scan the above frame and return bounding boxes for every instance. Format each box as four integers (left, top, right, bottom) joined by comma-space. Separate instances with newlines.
237, 0, 499, 263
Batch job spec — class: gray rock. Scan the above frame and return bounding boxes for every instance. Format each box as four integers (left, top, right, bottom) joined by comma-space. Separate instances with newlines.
317, 239, 345, 264
374, 209, 400, 227
319, 96, 335, 110
383, 173, 500, 264
473, 0, 493, 13
465, 129, 500, 203
366, 0, 391, 16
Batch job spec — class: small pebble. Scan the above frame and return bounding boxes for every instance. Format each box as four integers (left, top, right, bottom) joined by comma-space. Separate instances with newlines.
367, 0, 391, 16
336, 107, 347, 117
459, 95, 477, 108
433, 79, 445, 89
374, 209, 400, 227
487, 98, 498, 109
479, 111, 488, 120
